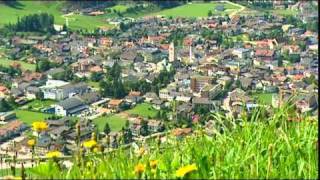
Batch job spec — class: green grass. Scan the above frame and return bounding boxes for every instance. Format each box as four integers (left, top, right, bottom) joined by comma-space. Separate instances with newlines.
87, 81, 100, 89
93, 114, 127, 132
150, 2, 241, 17
21, 99, 56, 111
0, 57, 36, 71
127, 103, 158, 118
253, 92, 276, 105
231, 33, 250, 42
266, 9, 299, 16
21, 104, 318, 179
93, 103, 158, 132
15, 110, 52, 125
108, 4, 130, 13
243, 7, 299, 17
0, 1, 113, 31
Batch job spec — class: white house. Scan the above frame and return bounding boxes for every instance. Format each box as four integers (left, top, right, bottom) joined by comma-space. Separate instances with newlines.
55, 97, 88, 116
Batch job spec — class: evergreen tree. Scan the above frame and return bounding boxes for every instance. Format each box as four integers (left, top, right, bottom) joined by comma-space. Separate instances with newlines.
140, 119, 149, 136
104, 123, 111, 135
0, 99, 12, 112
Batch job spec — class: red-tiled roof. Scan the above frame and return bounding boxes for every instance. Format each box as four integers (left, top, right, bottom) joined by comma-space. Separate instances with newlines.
255, 49, 274, 57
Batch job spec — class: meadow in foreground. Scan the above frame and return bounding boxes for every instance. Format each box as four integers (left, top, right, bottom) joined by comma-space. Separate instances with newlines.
5, 103, 319, 179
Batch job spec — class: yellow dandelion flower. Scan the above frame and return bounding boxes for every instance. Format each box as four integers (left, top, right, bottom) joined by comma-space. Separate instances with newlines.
134, 163, 145, 175
176, 164, 198, 178
46, 151, 62, 158
83, 140, 97, 149
32, 121, 48, 132
27, 139, 36, 147
149, 160, 158, 169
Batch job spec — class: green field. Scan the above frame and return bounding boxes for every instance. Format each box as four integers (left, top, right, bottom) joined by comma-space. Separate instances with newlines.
108, 4, 130, 13
93, 114, 127, 132
127, 103, 158, 118
0, 1, 112, 30
150, 2, 241, 17
93, 103, 159, 132
0, 48, 36, 70
231, 33, 250, 42
266, 9, 299, 16
15, 110, 52, 125
0, 57, 36, 71
21, 99, 56, 111
253, 92, 276, 105
242, 7, 299, 17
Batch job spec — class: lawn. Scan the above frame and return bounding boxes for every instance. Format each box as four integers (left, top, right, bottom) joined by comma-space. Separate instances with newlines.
15, 110, 52, 125
93, 114, 127, 132
150, 2, 241, 17
107, 4, 130, 13
21, 99, 56, 111
87, 81, 100, 89
0, 51, 36, 71
0, 1, 112, 31
252, 92, 276, 105
231, 33, 250, 42
127, 103, 158, 118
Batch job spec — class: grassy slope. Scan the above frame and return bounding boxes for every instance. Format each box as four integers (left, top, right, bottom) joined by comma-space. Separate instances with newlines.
149, 2, 240, 17
0, 47, 36, 71
0, 57, 36, 71
0, 1, 112, 31
25, 105, 318, 179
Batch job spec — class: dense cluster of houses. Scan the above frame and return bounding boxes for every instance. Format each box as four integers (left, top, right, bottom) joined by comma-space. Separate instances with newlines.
0, 1, 318, 156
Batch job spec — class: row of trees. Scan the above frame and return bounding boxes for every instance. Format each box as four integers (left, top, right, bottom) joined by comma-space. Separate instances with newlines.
5, 13, 55, 33
99, 61, 176, 98
100, 62, 126, 98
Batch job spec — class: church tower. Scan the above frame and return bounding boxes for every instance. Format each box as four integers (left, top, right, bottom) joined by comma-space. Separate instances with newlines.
169, 42, 176, 62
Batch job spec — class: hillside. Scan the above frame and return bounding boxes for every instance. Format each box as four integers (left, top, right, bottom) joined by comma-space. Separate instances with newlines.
0, 1, 112, 31
3, 105, 318, 179
0, 1, 247, 31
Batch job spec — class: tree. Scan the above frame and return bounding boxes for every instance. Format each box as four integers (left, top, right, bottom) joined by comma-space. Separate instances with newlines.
36, 59, 51, 72
208, 10, 213, 17
140, 119, 149, 136
278, 55, 283, 67
123, 128, 133, 144
0, 99, 12, 112
104, 123, 111, 135
125, 120, 130, 129
90, 72, 104, 82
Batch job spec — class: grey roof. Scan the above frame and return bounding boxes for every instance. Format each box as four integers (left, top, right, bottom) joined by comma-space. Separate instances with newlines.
77, 92, 101, 104
57, 97, 85, 110
26, 86, 40, 93
60, 82, 88, 91
192, 97, 212, 105
45, 68, 65, 76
